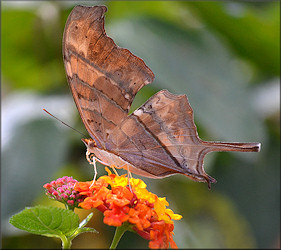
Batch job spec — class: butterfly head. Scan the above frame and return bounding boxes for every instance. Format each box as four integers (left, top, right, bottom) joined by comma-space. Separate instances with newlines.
81, 138, 96, 150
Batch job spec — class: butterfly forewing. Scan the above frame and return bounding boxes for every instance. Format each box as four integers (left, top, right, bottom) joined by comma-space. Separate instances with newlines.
63, 5, 154, 148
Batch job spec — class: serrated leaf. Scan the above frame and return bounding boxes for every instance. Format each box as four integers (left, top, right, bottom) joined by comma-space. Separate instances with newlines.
9, 206, 79, 238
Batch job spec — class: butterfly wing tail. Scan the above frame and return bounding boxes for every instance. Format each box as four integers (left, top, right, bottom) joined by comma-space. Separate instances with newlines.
182, 141, 260, 189
203, 141, 261, 153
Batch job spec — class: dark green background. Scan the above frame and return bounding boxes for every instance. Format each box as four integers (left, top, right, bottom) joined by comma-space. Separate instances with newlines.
2, 1, 280, 249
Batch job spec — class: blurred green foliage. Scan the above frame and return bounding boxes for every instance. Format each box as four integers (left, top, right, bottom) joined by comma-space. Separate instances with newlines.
2, 7, 65, 92
186, 2, 280, 79
2, 1, 280, 249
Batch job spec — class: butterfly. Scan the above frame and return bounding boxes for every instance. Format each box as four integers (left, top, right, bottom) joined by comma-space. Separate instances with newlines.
63, 5, 261, 187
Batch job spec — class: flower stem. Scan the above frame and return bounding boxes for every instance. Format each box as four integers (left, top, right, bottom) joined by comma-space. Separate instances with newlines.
64, 204, 75, 211
109, 223, 130, 249
61, 235, 72, 249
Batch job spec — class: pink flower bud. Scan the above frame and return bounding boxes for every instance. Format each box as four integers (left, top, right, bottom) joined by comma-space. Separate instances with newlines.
43, 176, 86, 209
62, 194, 68, 199
67, 200, 74, 205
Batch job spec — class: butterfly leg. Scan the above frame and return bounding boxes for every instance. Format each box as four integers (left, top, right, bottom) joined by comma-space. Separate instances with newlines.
92, 156, 120, 176
109, 165, 119, 176
86, 150, 98, 188
126, 167, 133, 192
95, 157, 111, 167
89, 159, 98, 188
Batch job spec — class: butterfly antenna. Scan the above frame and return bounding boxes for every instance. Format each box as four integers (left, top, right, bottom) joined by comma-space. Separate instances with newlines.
43, 109, 87, 137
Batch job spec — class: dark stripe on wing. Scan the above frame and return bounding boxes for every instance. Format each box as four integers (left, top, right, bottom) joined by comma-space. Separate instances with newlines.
131, 113, 185, 172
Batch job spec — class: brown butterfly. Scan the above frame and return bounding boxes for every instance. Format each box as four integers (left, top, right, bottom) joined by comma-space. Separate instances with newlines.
63, 5, 261, 187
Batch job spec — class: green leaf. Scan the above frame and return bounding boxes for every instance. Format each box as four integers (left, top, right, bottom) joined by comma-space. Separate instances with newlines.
70, 227, 98, 240
78, 213, 94, 229
67, 213, 98, 240
9, 206, 79, 238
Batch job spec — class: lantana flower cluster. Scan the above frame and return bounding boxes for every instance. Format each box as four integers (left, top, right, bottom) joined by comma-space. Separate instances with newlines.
43, 176, 85, 210
74, 168, 182, 249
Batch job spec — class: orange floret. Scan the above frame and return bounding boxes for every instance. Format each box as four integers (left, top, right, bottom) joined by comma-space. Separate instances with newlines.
74, 171, 181, 249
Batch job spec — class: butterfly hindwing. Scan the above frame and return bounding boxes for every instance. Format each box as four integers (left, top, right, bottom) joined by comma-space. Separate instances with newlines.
108, 90, 213, 183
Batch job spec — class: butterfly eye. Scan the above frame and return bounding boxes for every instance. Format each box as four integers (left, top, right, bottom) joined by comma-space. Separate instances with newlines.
89, 141, 96, 148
